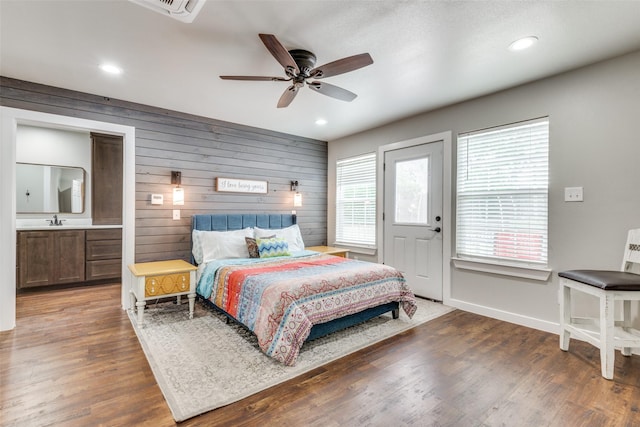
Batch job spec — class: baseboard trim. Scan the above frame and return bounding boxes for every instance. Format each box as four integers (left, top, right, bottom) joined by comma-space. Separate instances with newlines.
447, 298, 640, 356
448, 298, 559, 335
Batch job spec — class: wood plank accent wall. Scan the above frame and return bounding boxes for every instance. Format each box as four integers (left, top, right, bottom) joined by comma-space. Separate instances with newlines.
1, 77, 328, 262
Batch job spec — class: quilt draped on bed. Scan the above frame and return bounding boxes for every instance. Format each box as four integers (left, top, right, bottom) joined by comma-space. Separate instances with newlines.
197, 252, 417, 366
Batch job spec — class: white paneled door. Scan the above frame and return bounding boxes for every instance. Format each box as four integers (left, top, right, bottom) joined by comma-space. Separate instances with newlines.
383, 141, 443, 300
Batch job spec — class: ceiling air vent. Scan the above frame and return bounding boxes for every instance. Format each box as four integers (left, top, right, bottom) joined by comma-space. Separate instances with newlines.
129, 0, 206, 23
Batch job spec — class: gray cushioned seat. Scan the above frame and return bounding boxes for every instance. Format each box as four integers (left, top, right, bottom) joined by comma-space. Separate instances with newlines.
558, 270, 640, 291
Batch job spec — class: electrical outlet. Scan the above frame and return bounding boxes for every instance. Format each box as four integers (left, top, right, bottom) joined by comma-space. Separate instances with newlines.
564, 187, 583, 202
172, 209, 180, 220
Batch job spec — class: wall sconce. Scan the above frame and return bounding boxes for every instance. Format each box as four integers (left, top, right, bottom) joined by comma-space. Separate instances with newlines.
172, 171, 184, 206
291, 180, 302, 208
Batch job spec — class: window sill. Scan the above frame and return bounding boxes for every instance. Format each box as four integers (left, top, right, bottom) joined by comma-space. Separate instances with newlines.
452, 257, 552, 282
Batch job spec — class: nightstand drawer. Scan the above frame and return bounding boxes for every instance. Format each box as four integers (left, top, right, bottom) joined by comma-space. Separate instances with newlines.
145, 272, 190, 297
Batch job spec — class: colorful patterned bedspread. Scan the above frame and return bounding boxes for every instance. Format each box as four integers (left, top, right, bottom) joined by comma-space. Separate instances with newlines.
196, 252, 417, 366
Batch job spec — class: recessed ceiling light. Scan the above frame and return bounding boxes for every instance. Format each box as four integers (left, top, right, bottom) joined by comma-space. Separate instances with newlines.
100, 63, 123, 75
508, 36, 539, 52
315, 118, 328, 126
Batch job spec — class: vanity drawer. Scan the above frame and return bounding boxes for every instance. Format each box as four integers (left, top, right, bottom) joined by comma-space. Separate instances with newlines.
86, 229, 122, 241
86, 259, 122, 281
85, 228, 121, 280
86, 239, 122, 261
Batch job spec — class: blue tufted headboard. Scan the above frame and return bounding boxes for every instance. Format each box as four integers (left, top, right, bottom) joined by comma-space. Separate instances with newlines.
190, 213, 296, 264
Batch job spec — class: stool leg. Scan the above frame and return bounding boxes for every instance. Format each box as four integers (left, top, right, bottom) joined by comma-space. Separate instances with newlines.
600, 293, 615, 380
559, 283, 571, 351
622, 300, 632, 356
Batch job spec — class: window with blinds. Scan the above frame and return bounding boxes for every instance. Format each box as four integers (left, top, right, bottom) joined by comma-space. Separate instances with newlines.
456, 118, 549, 265
336, 153, 376, 247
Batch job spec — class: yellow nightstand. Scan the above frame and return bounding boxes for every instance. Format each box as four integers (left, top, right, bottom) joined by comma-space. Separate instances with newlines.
128, 259, 197, 325
306, 246, 350, 258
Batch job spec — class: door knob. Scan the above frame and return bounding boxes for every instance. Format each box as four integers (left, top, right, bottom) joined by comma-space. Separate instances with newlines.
428, 226, 441, 233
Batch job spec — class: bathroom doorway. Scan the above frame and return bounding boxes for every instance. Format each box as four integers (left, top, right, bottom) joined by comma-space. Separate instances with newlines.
0, 106, 135, 331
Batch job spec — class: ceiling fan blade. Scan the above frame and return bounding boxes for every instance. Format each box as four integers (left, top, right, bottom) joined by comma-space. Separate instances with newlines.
307, 81, 357, 102
259, 34, 300, 75
277, 85, 299, 108
220, 75, 290, 81
311, 53, 373, 79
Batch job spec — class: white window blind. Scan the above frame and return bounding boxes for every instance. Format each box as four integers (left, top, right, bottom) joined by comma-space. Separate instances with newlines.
336, 153, 376, 247
456, 118, 549, 265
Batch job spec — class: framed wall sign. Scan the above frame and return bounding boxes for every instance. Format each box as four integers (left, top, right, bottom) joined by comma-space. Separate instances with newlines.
215, 177, 268, 194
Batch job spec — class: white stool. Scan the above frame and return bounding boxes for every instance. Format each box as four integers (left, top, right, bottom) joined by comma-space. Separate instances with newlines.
558, 229, 640, 380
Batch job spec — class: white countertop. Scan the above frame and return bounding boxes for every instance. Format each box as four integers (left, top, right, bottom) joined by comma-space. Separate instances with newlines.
16, 218, 122, 230
16, 225, 122, 230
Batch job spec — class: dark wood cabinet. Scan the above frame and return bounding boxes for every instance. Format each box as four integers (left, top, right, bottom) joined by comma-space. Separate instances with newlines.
18, 230, 85, 289
54, 231, 86, 283
17, 231, 51, 288
91, 133, 123, 225
17, 228, 122, 289
86, 229, 122, 281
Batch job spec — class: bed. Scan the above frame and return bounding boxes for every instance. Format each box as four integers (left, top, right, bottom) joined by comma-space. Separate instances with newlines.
191, 213, 417, 366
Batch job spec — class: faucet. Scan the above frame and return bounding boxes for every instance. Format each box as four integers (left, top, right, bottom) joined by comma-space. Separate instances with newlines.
49, 214, 64, 226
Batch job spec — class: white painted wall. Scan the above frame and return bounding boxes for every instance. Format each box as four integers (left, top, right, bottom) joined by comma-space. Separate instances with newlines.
16, 125, 92, 218
328, 50, 640, 332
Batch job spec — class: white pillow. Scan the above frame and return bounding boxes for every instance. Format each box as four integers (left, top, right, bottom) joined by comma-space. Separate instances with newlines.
193, 229, 236, 264
255, 224, 305, 252
200, 228, 254, 262
192, 229, 206, 264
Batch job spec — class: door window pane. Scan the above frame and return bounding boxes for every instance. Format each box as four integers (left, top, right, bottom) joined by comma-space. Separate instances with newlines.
395, 157, 429, 224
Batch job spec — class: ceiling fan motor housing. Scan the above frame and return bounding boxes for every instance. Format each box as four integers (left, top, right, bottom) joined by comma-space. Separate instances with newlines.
289, 49, 317, 78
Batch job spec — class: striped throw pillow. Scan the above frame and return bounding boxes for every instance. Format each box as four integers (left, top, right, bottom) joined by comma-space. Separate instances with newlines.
256, 236, 291, 258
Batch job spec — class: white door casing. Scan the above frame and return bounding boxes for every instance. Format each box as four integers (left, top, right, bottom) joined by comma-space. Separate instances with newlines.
0, 107, 136, 331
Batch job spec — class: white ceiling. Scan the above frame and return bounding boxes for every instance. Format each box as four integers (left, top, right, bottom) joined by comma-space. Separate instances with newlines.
2, 1, 640, 141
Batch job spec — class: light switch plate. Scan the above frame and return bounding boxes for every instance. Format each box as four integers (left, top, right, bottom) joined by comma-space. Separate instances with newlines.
564, 187, 583, 202
172, 209, 180, 220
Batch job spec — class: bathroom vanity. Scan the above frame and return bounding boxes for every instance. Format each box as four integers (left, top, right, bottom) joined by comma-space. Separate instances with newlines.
16, 226, 122, 289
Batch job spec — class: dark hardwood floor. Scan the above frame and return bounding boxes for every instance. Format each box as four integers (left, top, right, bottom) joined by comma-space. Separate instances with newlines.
2, 283, 640, 426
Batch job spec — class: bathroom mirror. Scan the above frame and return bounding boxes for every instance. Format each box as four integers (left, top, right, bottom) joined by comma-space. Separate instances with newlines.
16, 163, 85, 214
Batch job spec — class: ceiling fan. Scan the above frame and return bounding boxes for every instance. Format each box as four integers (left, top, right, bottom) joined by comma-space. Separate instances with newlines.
220, 34, 373, 108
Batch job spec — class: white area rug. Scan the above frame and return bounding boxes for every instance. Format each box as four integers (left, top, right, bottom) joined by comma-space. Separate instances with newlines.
128, 298, 454, 422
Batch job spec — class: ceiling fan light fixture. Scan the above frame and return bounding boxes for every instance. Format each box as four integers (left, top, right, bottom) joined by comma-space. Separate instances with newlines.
508, 36, 539, 52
